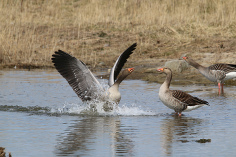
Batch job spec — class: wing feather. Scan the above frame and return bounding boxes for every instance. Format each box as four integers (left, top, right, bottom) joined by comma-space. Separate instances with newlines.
209, 64, 236, 74
108, 43, 137, 86
172, 90, 209, 106
51, 50, 102, 101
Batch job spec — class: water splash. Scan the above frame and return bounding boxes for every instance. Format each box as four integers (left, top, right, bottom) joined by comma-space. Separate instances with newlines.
47, 80, 158, 116
51, 102, 157, 116
0, 102, 157, 116
116, 104, 156, 116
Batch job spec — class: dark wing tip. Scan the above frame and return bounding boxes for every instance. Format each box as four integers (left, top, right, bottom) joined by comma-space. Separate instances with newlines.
228, 64, 236, 69
122, 43, 137, 56
205, 100, 210, 106
112, 43, 137, 81
128, 43, 137, 52
193, 96, 209, 106
131, 43, 137, 48
51, 50, 74, 63
51, 50, 63, 60
52, 50, 70, 57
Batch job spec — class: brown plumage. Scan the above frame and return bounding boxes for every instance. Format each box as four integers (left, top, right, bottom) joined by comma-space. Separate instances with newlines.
157, 67, 209, 116
172, 90, 208, 106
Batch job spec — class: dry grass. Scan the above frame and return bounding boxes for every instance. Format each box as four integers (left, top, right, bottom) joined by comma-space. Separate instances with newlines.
0, 0, 236, 69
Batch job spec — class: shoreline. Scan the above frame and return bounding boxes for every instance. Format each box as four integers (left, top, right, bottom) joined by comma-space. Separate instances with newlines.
1, 58, 236, 86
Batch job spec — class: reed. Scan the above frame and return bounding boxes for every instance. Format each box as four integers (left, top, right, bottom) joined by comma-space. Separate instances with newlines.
0, 0, 236, 68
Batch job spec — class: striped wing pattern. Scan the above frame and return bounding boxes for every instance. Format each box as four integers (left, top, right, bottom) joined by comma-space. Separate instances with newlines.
52, 50, 102, 101
209, 64, 236, 74
108, 43, 137, 86
172, 90, 209, 106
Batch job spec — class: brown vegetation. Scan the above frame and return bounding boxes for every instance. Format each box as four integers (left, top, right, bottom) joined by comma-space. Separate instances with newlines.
0, 0, 236, 72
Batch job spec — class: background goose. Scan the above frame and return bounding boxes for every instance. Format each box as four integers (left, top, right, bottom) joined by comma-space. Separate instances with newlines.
183, 56, 236, 95
51, 43, 137, 111
157, 67, 209, 116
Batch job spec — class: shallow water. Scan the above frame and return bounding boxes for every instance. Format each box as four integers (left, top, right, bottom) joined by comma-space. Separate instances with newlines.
0, 70, 236, 157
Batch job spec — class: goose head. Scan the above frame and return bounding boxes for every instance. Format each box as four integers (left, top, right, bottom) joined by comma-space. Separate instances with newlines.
157, 67, 171, 74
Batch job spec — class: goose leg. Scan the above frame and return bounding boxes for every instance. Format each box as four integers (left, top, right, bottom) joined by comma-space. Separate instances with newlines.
176, 112, 182, 116
218, 82, 221, 95
175, 112, 182, 116
221, 83, 224, 94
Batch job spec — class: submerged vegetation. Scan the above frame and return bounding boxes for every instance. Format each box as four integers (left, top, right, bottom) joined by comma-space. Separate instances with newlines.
0, 0, 236, 69
0, 147, 11, 157
195, 139, 211, 143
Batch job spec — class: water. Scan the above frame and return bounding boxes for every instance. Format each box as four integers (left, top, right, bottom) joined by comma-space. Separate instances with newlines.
0, 70, 236, 157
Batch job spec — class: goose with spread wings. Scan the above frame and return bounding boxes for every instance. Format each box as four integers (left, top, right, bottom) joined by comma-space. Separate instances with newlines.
157, 67, 209, 116
51, 43, 137, 110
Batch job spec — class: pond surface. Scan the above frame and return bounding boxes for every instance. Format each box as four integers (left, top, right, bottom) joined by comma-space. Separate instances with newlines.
0, 70, 236, 157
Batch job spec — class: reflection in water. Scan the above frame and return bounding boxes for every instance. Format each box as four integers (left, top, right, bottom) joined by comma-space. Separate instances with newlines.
191, 85, 236, 99
1, 70, 236, 156
161, 115, 204, 156
55, 116, 135, 156
55, 117, 97, 156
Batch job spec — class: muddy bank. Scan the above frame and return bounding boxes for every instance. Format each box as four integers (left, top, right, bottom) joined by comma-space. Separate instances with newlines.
97, 58, 236, 86
2, 56, 236, 86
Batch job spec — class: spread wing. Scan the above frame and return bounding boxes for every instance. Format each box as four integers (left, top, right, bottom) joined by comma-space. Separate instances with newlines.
172, 90, 209, 106
108, 43, 137, 86
51, 50, 103, 101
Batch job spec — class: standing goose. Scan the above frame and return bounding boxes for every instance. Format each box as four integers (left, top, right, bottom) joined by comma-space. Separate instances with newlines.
51, 43, 137, 111
183, 56, 236, 94
157, 67, 209, 116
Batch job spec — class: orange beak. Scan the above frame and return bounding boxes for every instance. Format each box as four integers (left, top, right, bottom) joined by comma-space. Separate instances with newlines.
157, 68, 164, 72
182, 56, 187, 60
128, 67, 134, 72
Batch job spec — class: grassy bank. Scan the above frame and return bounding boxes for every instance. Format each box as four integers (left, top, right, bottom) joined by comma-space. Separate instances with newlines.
0, 0, 236, 69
